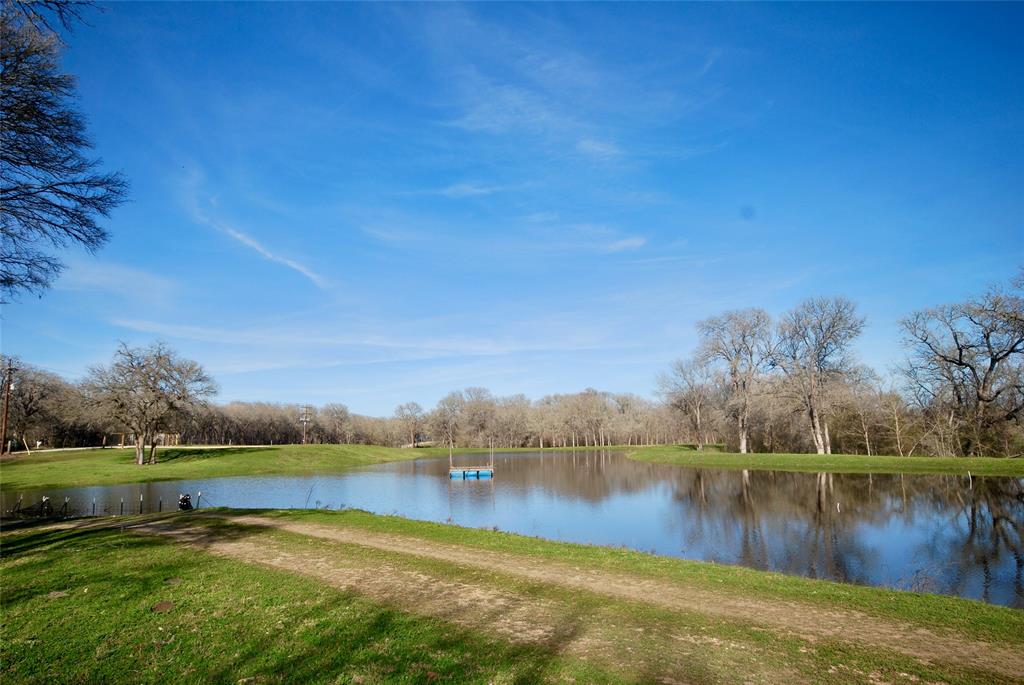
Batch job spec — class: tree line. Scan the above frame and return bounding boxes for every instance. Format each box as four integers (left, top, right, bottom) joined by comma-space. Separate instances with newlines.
661, 272, 1022, 458
2, 272, 1021, 460
0, 357, 682, 460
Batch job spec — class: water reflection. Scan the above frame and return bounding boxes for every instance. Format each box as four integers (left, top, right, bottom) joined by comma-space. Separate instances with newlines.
3, 450, 1021, 607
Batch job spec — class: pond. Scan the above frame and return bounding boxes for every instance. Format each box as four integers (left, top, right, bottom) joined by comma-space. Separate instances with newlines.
3, 450, 1022, 607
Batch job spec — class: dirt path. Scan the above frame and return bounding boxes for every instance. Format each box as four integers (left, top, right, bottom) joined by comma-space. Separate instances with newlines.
126, 518, 800, 684
122, 513, 1023, 681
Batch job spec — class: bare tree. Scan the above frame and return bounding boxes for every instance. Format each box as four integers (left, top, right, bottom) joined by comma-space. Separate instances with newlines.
493, 394, 531, 448
773, 297, 865, 454
393, 401, 424, 447
830, 367, 883, 456
84, 342, 217, 464
0, 356, 68, 450
321, 403, 353, 444
3, 1, 95, 35
901, 274, 1023, 456
428, 391, 463, 457
697, 309, 772, 453
1, 4, 127, 299
659, 357, 716, 449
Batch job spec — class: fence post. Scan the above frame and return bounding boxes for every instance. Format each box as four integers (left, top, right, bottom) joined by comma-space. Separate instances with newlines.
158, 498, 162, 512
92, 497, 96, 516
139, 493, 143, 514
120, 497, 124, 516
196, 491, 201, 509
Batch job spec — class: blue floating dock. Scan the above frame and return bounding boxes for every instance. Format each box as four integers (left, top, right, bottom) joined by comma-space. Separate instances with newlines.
449, 467, 494, 479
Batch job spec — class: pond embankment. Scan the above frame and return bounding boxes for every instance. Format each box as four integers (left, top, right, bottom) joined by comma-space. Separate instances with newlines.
3, 508, 1023, 684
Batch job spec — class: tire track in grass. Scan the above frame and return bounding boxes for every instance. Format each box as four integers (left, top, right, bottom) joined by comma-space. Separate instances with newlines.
127, 519, 809, 684
201, 513, 1024, 681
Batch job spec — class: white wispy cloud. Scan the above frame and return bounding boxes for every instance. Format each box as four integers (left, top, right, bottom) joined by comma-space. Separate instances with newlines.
417, 6, 725, 165
359, 225, 423, 244
570, 223, 647, 253
438, 182, 504, 198
181, 170, 328, 289
698, 48, 722, 77
510, 223, 648, 255
450, 79, 573, 135
525, 211, 559, 223
576, 138, 623, 159
108, 318, 621, 358
220, 226, 329, 288
57, 260, 178, 308
601, 236, 647, 253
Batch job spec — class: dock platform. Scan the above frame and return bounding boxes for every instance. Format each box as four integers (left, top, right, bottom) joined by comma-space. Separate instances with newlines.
449, 466, 494, 479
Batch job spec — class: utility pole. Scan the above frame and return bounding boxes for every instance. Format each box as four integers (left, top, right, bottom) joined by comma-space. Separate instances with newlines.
1, 361, 14, 455
299, 405, 312, 445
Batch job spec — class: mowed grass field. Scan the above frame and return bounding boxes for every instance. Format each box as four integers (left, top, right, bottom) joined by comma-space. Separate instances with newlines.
628, 444, 1024, 476
0, 444, 428, 491
2, 443, 1021, 492
2, 509, 1022, 684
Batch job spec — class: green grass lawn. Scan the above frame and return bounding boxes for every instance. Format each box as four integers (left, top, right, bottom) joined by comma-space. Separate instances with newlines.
0, 520, 614, 684
256, 508, 1023, 646
628, 444, 1024, 476
2, 442, 1021, 492
2, 510, 1020, 684
0, 444, 433, 491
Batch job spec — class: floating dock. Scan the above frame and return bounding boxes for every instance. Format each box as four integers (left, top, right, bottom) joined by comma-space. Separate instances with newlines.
448, 440, 497, 479
449, 466, 494, 479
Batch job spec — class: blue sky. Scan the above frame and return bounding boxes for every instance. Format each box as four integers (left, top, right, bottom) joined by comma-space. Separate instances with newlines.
3, 2, 1021, 415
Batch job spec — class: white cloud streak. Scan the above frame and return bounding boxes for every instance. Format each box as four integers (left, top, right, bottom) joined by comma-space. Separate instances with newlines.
182, 169, 328, 289
601, 236, 647, 253
220, 226, 329, 288
58, 260, 177, 298
576, 138, 623, 159
438, 182, 504, 198
108, 318, 625, 359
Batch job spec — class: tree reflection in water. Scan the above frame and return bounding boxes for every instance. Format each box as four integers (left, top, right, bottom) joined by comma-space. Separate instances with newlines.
5, 450, 1021, 606
451, 451, 1022, 606
666, 465, 1022, 605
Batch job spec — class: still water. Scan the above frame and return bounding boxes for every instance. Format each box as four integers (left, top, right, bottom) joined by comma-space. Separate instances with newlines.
4, 450, 1022, 607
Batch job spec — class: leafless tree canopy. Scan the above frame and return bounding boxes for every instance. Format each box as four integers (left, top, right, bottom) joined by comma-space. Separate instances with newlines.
5, 274, 1023, 459
0, 2, 127, 299
83, 343, 217, 465
3, 0, 94, 35
773, 297, 866, 454
393, 401, 424, 447
696, 308, 772, 453
901, 276, 1024, 456
658, 357, 718, 451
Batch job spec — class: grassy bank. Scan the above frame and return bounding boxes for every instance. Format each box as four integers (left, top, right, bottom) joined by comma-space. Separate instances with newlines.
255, 508, 1021, 645
3, 443, 1021, 492
629, 444, 1024, 476
0, 519, 609, 684
2, 509, 1020, 684
0, 444, 432, 491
